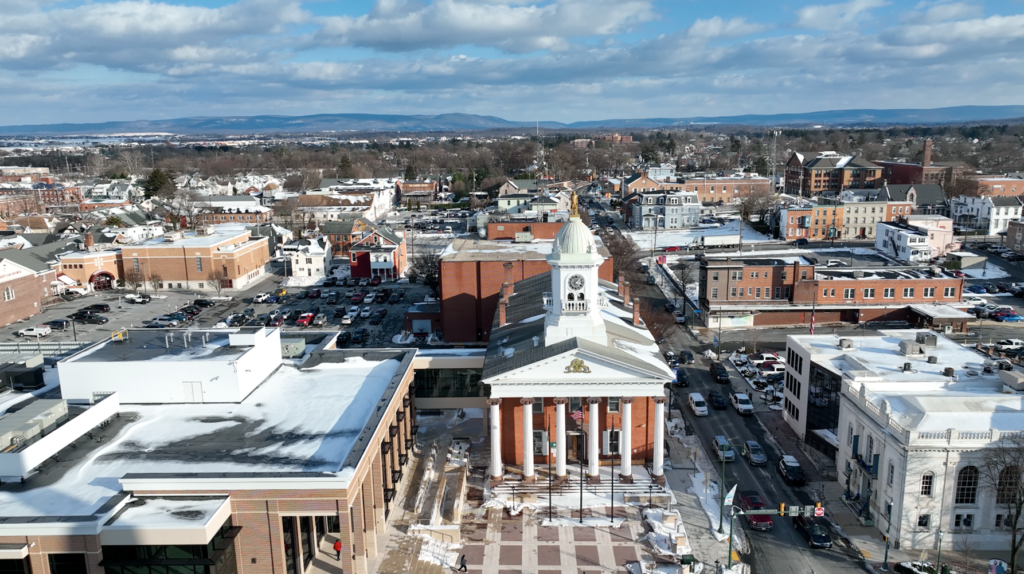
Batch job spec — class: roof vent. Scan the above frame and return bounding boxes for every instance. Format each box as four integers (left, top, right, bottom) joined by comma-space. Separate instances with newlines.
903, 362, 913, 372
916, 333, 938, 347
943, 367, 955, 377
928, 356, 938, 364
853, 270, 864, 278
839, 338, 853, 349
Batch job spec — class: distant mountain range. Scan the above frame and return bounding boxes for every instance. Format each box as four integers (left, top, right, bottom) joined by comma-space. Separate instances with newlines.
2, 106, 1023, 136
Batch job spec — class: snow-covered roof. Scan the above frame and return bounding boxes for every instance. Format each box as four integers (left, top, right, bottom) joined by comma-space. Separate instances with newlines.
0, 354, 410, 518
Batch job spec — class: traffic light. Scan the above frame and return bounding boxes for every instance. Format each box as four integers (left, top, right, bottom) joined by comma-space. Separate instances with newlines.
779, 503, 786, 516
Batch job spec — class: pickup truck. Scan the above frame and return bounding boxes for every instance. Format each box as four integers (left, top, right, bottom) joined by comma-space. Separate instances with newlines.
124, 293, 151, 304
17, 325, 52, 337
996, 339, 1024, 351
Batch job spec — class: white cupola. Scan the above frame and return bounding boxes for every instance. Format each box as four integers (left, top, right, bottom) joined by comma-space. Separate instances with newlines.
544, 192, 607, 346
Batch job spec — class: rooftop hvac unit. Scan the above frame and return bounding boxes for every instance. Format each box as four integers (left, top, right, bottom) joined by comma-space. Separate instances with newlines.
899, 340, 923, 356
853, 270, 864, 278
916, 333, 938, 347
928, 356, 938, 364
943, 367, 955, 377
839, 339, 854, 349
1000, 362, 1015, 371
514, 232, 534, 243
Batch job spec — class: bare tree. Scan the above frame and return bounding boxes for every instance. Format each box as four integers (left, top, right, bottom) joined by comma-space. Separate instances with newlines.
149, 273, 163, 295
123, 270, 145, 293
118, 149, 145, 176
206, 270, 227, 297
410, 251, 440, 294
980, 434, 1024, 574
167, 188, 206, 229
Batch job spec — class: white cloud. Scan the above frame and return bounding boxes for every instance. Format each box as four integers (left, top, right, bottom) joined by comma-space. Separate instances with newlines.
794, 0, 889, 31
313, 0, 656, 53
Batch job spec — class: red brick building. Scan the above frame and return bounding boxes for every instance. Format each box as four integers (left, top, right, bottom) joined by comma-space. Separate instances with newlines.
0, 257, 58, 328
683, 175, 772, 204
438, 238, 614, 342
785, 152, 882, 196
348, 227, 407, 280
698, 256, 965, 329
876, 140, 966, 186
486, 221, 564, 240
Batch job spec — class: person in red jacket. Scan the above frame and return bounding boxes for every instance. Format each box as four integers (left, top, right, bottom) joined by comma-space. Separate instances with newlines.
333, 540, 342, 561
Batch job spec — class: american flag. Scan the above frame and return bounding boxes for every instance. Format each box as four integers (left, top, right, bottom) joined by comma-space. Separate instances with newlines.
570, 408, 584, 421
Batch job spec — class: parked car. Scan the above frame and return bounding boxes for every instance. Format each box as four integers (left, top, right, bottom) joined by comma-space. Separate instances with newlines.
124, 293, 151, 304
253, 293, 269, 303
268, 315, 285, 327
388, 294, 401, 304
336, 331, 351, 346
341, 314, 354, 325
312, 313, 328, 326
360, 306, 372, 318
351, 293, 365, 304
39, 319, 70, 332
679, 350, 694, 364
952, 270, 966, 278
194, 299, 216, 308
77, 314, 109, 325
242, 307, 256, 317
744, 440, 767, 466
370, 276, 382, 286
708, 391, 728, 410
351, 328, 368, 344
792, 238, 809, 246
17, 325, 52, 337
369, 309, 388, 325
793, 515, 833, 549
997, 339, 1024, 351
364, 293, 376, 304
296, 313, 314, 327
730, 392, 754, 416
709, 362, 730, 384
962, 297, 986, 306
740, 492, 773, 531
309, 289, 321, 299
967, 285, 988, 294
748, 352, 782, 366
83, 303, 111, 313
673, 310, 687, 324
358, 278, 369, 286
778, 454, 806, 485
674, 368, 689, 387
997, 313, 1024, 322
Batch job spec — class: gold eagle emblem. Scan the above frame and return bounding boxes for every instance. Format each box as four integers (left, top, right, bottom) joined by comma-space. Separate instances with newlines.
564, 358, 591, 373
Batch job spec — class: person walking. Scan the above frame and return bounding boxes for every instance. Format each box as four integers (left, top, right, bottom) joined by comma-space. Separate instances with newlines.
333, 540, 342, 561
458, 554, 468, 572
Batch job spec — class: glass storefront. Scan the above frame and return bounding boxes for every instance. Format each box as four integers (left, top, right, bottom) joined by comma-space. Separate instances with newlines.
48, 555, 86, 574
282, 517, 296, 574
0, 558, 31, 574
413, 368, 484, 398
102, 517, 238, 574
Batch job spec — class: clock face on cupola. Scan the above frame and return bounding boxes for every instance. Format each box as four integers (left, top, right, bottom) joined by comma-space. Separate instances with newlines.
568, 274, 585, 291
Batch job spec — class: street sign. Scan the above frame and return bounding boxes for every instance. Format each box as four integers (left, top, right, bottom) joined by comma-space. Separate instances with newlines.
814, 507, 825, 517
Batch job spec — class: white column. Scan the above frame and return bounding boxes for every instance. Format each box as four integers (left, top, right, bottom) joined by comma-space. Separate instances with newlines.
653, 397, 666, 480
554, 398, 568, 478
587, 398, 601, 481
521, 398, 535, 481
488, 399, 502, 481
620, 398, 633, 482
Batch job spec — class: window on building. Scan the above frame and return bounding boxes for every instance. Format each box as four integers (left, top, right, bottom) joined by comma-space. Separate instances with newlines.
195, 257, 203, 272
133, 258, 140, 273
822, 288, 828, 298
888, 462, 895, 486
844, 288, 855, 299
730, 287, 736, 297
48, 554, 87, 574
944, 287, 956, 298
903, 287, 915, 298
863, 288, 875, 299
775, 287, 781, 299
3, 287, 13, 302
884, 288, 895, 299
918, 515, 930, 528
712, 272, 719, 281
607, 397, 620, 413
997, 466, 1020, 505
533, 398, 543, 414
829, 288, 835, 297
755, 287, 761, 298
954, 514, 974, 530
784, 286, 791, 298
921, 472, 934, 496
711, 288, 719, 299
955, 466, 979, 504
801, 271, 807, 280
747, 287, 752, 296
923, 287, 935, 297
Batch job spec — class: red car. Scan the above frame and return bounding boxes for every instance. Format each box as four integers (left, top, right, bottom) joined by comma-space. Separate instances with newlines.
739, 492, 773, 531
268, 315, 285, 327
351, 293, 365, 304
309, 289, 321, 299
663, 246, 681, 252
953, 271, 966, 278
370, 276, 382, 286
296, 313, 314, 327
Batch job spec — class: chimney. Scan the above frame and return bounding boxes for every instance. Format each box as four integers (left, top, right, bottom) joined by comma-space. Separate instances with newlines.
618, 273, 625, 297
623, 281, 631, 304
923, 139, 933, 168
501, 282, 511, 303
503, 262, 514, 289
632, 298, 641, 326
84, 233, 94, 248
499, 300, 507, 326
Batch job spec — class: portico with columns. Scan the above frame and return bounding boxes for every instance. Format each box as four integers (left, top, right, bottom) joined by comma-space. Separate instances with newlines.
480, 191, 674, 489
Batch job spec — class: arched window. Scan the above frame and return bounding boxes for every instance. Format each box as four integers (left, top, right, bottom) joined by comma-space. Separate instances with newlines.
997, 467, 1020, 505
921, 472, 934, 496
3, 287, 13, 302
567, 293, 575, 301
955, 466, 979, 504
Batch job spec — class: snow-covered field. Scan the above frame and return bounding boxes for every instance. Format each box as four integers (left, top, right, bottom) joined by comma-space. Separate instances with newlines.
627, 220, 773, 249
961, 262, 1011, 279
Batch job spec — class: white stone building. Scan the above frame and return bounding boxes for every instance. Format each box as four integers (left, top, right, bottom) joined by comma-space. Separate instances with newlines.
784, 330, 1024, 552
284, 236, 331, 279
951, 195, 1023, 235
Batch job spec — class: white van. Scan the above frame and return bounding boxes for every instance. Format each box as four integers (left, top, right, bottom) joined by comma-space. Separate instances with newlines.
688, 393, 709, 417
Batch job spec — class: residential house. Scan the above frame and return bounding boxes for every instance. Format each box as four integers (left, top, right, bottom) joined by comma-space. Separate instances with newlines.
349, 227, 406, 281
950, 195, 1022, 235
284, 237, 331, 279
628, 191, 700, 230
322, 217, 377, 259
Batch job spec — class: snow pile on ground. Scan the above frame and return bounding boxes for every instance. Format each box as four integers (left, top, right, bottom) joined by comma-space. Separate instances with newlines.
642, 508, 691, 557
667, 419, 687, 443
280, 276, 324, 287
483, 497, 539, 516
414, 533, 461, 568
961, 262, 1011, 279
392, 332, 416, 344
627, 220, 773, 249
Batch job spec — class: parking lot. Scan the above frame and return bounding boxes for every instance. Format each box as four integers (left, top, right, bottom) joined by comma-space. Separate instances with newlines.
6, 268, 438, 349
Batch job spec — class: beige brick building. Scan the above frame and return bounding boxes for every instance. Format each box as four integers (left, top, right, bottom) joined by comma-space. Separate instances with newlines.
125, 229, 272, 291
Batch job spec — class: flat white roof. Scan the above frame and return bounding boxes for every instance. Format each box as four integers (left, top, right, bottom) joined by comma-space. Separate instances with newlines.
0, 357, 402, 518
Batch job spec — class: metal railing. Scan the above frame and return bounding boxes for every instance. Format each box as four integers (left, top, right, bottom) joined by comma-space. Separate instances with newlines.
0, 341, 92, 357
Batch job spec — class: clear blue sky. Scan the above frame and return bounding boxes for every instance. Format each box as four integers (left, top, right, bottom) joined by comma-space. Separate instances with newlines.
1, 0, 1022, 125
